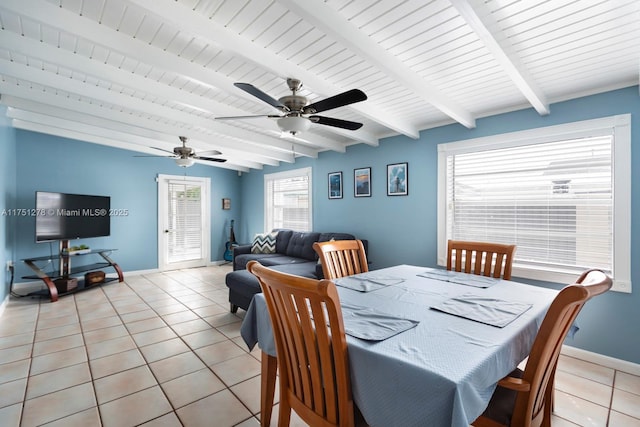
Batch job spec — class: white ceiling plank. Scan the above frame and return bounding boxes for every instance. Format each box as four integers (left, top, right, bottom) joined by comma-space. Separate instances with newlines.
278, 0, 476, 129
448, 0, 549, 116
119, 0, 419, 139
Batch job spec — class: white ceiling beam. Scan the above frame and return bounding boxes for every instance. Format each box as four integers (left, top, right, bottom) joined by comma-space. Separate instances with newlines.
0, 0, 348, 153
277, 0, 476, 129
0, 58, 318, 159
10, 118, 250, 173
5, 107, 265, 170
1, 95, 281, 167
449, 0, 550, 115
120, 0, 406, 140
0, 89, 290, 166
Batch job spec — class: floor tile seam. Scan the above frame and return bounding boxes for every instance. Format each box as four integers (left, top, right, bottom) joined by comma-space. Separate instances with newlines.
23, 371, 94, 402
556, 365, 615, 388
227, 375, 267, 417
609, 409, 640, 421
556, 387, 612, 411
612, 369, 640, 397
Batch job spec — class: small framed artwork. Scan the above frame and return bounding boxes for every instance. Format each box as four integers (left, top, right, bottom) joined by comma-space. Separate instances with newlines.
354, 167, 371, 197
328, 171, 343, 199
222, 198, 231, 210
387, 162, 408, 196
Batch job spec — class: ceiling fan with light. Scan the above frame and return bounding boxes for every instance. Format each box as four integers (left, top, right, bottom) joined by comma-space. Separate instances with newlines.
216, 78, 367, 135
135, 136, 226, 167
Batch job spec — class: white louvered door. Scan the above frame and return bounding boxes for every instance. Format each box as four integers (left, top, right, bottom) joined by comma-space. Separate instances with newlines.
158, 174, 210, 271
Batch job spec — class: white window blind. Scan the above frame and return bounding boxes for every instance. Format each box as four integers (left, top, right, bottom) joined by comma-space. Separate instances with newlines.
264, 167, 312, 232
167, 182, 202, 262
438, 115, 631, 292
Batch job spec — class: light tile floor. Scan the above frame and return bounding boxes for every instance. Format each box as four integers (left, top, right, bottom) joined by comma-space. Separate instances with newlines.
1, 265, 639, 426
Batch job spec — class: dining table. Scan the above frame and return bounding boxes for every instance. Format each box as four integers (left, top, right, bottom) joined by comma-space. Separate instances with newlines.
240, 264, 559, 427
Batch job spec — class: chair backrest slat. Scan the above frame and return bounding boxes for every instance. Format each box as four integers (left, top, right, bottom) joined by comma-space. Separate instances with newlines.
314, 240, 369, 280
447, 240, 516, 280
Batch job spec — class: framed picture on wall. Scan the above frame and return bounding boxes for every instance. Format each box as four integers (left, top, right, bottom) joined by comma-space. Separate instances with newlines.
328, 171, 343, 199
387, 162, 408, 196
222, 198, 231, 210
354, 167, 371, 197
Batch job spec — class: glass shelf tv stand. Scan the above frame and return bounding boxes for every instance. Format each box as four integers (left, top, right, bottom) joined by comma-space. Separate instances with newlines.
22, 247, 124, 302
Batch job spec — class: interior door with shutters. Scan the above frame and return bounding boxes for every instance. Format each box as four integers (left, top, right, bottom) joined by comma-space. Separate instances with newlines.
158, 174, 210, 271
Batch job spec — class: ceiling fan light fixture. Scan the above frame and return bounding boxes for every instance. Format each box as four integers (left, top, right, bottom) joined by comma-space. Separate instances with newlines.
277, 116, 311, 135
175, 157, 195, 167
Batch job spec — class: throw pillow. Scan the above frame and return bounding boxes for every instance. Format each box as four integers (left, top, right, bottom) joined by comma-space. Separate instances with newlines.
251, 232, 278, 254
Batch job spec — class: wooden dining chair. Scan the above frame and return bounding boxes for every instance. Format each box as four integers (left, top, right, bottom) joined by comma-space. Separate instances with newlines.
247, 260, 356, 427
313, 239, 369, 280
447, 240, 517, 280
472, 269, 612, 427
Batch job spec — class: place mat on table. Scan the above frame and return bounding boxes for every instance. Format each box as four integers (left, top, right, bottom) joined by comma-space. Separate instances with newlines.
333, 273, 405, 292
341, 302, 419, 341
418, 269, 500, 288
431, 293, 532, 328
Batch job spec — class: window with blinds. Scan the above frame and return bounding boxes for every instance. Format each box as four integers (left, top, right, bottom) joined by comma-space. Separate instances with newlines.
264, 167, 312, 232
437, 115, 631, 292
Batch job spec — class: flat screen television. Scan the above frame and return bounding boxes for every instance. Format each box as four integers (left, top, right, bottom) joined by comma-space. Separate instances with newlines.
35, 191, 111, 242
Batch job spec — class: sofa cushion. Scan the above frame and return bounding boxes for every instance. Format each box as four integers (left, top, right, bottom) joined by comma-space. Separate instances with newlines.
274, 229, 294, 254
234, 253, 311, 270
285, 231, 321, 261
251, 232, 277, 254
271, 261, 319, 279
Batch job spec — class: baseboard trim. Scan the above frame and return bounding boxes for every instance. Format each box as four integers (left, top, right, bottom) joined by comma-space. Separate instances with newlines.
562, 345, 640, 376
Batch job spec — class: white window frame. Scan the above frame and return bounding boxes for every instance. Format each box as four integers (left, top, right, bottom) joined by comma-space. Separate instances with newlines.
264, 167, 313, 232
437, 115, 631, 292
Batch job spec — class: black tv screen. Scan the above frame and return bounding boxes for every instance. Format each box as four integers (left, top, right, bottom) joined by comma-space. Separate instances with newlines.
35, 192, 111, 242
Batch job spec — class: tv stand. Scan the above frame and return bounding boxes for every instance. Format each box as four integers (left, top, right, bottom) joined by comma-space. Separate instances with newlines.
22, 243, 124, 302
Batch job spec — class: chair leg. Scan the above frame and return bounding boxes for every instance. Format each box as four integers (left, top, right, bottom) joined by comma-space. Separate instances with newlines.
261, 353, 277, 427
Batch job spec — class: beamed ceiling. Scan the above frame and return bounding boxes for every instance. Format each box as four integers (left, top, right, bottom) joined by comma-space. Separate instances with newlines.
0, 0, 638, 172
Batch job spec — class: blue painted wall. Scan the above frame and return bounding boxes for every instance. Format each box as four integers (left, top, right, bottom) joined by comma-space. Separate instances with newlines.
4, 87, 638, 364
238, 86, 640, 364
0, 106, 17, 305
12, 130, 242, 281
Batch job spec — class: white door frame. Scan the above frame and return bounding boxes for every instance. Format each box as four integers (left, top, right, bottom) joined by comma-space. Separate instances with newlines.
157, 174, 211, 271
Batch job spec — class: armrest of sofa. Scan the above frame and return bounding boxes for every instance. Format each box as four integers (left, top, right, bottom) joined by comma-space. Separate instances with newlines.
232, 245, 252, 270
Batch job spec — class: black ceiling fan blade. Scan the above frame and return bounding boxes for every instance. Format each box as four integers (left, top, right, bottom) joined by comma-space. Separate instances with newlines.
309, 115, 363, 130
303, 89, 367, 114
234, 83, 287, 112
195, 156, 227, 163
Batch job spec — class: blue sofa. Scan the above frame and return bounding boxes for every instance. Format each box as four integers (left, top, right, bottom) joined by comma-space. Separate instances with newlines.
226, 229, 365, 312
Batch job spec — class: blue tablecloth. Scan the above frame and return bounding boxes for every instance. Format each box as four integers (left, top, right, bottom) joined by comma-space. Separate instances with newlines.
241, 265, 558, 427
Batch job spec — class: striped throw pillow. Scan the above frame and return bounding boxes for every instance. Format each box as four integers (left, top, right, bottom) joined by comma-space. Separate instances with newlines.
251, 232, 277, 254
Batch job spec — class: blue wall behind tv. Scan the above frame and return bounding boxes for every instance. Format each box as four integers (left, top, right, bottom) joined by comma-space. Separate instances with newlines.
12, 131, 242, 281
238, 86, 640, 364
